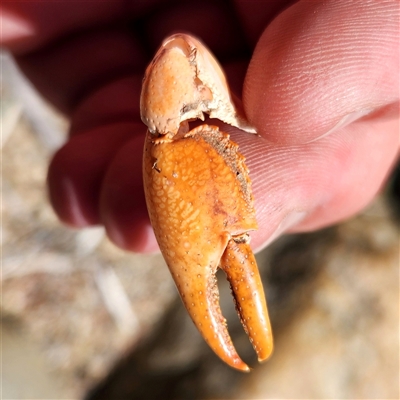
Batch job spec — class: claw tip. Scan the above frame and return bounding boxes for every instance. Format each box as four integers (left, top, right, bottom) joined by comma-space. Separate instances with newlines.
235, 361, 250, 372
257, 346, 274, 363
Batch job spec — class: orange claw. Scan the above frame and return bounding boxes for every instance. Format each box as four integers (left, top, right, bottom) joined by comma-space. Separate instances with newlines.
221, 238, 273, 363
141, 34, 273, 370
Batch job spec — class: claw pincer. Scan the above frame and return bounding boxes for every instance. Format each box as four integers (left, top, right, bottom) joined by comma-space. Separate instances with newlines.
141, 34, 273, 370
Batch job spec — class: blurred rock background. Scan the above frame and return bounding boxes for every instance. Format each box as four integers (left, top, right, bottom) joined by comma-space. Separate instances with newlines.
2, 50, 399, 399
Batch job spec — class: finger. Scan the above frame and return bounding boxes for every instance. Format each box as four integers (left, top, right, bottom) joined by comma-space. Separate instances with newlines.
0, 1, 160, 54
99, 136, 158, 253
16, 28, 146, 113
70, 75, 143, 134
226, 114, 399, 251
0, 2, 122, 54
288, 118, 399, 233
244, 0, 399, 144
47, 123, 139, 227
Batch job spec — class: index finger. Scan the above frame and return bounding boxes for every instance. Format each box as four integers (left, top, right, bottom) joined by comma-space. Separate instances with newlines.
0, 1, 162, 54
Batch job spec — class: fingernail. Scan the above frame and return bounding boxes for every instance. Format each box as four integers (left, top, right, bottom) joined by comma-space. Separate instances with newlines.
309, 108, 376, 143
254, 211, 307, 252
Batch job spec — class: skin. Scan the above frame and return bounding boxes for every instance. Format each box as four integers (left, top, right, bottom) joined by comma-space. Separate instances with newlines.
2, 0, 399, 254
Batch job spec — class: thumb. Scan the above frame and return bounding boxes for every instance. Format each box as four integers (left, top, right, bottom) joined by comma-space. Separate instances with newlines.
235, 0, 399, 250
243, 0, 399, 144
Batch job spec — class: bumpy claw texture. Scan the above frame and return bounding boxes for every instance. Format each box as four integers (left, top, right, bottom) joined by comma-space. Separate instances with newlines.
141, 34, 273, 371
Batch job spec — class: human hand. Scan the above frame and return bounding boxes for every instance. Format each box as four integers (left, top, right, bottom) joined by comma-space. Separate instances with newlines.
2, 0, 398, 253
